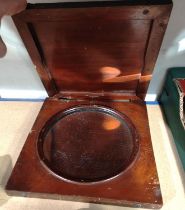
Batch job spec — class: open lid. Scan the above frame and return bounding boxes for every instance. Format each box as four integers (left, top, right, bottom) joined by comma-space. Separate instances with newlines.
12, 1, 172, 99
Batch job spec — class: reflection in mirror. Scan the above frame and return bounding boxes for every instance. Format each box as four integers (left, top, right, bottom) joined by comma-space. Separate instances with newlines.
38, 106, 139, 183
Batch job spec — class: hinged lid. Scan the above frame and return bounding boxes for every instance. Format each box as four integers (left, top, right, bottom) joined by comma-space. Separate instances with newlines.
12, 0, 172, 100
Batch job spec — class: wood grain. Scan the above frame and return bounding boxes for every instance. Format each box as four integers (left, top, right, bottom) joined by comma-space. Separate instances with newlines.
137, 4, 172, 99
5, 1, 172, 208
6, 98, 162, 209
12, 2, 172, 99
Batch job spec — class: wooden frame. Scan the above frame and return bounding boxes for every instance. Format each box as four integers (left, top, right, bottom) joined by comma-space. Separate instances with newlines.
5, 1, 173, 208
6, 98, 163, 209
12, 1, 172, 99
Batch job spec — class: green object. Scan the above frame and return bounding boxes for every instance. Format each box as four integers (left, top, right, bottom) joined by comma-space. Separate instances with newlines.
159, 67, 185, 170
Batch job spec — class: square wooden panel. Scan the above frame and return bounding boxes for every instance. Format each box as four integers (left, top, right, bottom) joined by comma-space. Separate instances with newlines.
12, 2, 172, 99
6, 99, 162, 209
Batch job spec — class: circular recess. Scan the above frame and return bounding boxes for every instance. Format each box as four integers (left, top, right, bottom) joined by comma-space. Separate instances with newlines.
37, 105, 139, 183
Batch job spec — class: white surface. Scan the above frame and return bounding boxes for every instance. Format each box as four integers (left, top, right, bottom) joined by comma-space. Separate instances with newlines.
0, 0, 185, 100
146, 0, 185, 101
0, 17, 47, 99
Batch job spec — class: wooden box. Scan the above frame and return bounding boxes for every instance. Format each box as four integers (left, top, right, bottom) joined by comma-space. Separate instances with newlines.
5, 1, 172, 208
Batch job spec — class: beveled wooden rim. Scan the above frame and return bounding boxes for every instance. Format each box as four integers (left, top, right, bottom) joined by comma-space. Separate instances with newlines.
37, 104, 140, 185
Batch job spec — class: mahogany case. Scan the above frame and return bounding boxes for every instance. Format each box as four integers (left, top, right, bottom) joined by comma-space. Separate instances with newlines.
5, 1, 172, 209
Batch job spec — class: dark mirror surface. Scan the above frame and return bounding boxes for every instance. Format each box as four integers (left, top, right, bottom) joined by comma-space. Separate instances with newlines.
38, 106, 139, 183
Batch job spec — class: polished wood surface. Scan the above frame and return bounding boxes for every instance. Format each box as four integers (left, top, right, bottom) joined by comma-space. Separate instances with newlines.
13, 2, 172, 99
0, 0, 26, 57
54, 90, 141, 102
31, 19, 149, 93
6, 98, 162, 209
5, 1, 172, 208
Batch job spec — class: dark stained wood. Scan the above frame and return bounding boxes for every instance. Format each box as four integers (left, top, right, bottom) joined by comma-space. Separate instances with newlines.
137, 75, 153, 99
6, 98, 162, 209
31, 18, 149, 93
26, 0, 172, 9
12, 2, 172, 99
137, 4, 172, 99
6, 1, 172, 208
54, 90, 141, 102
17, 5, 171, 21
0, 0, 27, 57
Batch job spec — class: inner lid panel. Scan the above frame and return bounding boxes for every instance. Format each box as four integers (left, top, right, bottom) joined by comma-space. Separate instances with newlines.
29, 17, 151, 93
12, 3, 172, 97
